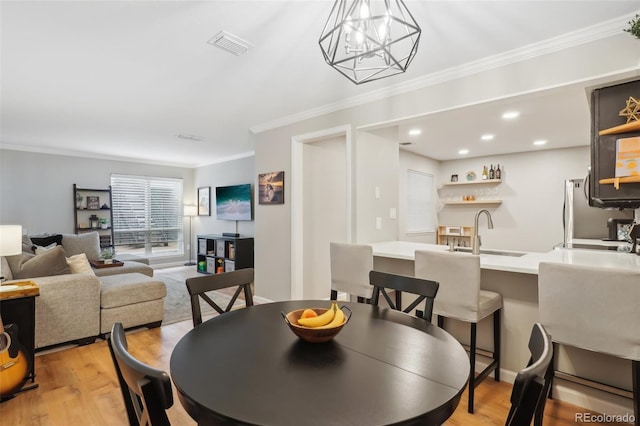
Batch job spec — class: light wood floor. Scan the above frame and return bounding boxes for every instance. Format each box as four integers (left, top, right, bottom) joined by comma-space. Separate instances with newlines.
0, 267, 627, 425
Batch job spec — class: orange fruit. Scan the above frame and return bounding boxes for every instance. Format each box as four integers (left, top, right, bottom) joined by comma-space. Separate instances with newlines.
300, 308, 318, 319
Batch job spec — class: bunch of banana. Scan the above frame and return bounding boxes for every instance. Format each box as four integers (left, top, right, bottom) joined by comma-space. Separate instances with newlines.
297, 302, 345, 329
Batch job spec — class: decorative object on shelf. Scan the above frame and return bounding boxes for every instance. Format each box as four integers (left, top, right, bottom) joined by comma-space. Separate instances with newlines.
100, 248, 114, 264
450, 174, 458, 182
89, 214, 100, 229
259, 171, 284, 205
619, 96, 640, 123
184, 204, 197, 266
624, 13, 640, 39
481, 165, 488, 180
76, 193, 84, 209
99, 218, 109, 229
198, 187, 210, 216
466, 171, 476, 181
100, 203, 109, 209
86, 196, 100, 209
318, 0, 421, 85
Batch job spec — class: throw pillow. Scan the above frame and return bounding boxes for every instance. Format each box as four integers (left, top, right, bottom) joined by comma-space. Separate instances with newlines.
61, 232, 100, 260
10, 246, 71, 279
22, 235, 35, 254
34, 242, 58, 255
66, 253, 95, 275
30, 234, 63, 249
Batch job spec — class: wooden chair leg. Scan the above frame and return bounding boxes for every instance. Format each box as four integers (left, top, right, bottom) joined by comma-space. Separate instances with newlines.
493, 309, 500, 382
437, 315, 444, 328
468, 322, 477, 414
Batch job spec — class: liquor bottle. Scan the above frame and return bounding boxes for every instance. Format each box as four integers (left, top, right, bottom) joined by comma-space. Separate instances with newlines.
482, 166, 488, 180
496, 164, 502, 180
489, 164, 495, 180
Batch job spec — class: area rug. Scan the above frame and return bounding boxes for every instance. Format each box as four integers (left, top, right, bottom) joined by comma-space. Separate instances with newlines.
160, 274, 243, 325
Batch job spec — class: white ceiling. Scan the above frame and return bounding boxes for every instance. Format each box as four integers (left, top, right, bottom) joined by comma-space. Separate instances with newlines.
2, 1, 639, 167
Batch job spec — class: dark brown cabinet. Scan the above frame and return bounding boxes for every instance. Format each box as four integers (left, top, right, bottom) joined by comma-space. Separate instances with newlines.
196, 234, 254, 274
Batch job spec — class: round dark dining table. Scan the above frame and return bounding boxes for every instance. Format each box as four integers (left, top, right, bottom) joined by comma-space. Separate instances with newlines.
170, 300, 470, 426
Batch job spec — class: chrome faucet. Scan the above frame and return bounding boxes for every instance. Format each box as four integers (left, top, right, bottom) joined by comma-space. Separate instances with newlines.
472, 209, 494, 255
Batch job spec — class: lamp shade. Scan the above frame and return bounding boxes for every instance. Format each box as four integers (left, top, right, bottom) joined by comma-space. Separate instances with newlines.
0, 225, 23, 256
184, 205, 198, 217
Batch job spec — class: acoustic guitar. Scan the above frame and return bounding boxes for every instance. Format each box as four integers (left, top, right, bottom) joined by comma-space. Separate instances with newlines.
0, 316, 30, 399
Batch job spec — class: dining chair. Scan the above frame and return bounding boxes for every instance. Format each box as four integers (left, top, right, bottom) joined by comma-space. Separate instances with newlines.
107, 322, 173, 426
539, 262, 640, 426
369, 270, 439, 322
505, 323, 553, 426
185, 268, 254, 327
330, 242, 373, 303
414, 249, 502, 414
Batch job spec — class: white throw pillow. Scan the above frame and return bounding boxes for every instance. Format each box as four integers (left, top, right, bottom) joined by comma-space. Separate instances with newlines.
34, 242, 58, 255
66, 253, 95, 275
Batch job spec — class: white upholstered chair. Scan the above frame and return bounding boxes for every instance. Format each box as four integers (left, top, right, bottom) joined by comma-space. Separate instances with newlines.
329, 242, 373, 302
415, 249, 502, 414
538, 262, 640, 425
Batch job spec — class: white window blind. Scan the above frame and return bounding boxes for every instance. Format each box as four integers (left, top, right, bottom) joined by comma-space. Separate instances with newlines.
407, 170, 436, 233
111, 174, 183, 256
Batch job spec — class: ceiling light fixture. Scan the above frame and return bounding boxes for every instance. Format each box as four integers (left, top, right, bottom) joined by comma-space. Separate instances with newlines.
502, 111, 520, 120
481, 134, 494, 141
533, 139, 547, 146
319, 0, 421, 85
458, 149, 469, 155
408, 128, 422, 136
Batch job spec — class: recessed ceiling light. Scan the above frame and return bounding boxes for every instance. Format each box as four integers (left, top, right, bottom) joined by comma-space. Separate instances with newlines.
458, 149, 469, 155
533, 140, 547, 146
481, 134, 494, 141
408, 128, 422, 136
502, 111, 520, 120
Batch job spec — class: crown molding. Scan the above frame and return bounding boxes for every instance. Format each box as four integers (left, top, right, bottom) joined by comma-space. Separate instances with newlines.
250, 13, 634, 135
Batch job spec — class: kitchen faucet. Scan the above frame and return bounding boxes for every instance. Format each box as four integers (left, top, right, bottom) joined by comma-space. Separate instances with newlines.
472, 209, 494, 255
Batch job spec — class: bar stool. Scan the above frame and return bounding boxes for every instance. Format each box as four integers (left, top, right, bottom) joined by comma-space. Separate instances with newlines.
538, 262, 640, 426
329, 242, 373, 302
415, 249, 502, 414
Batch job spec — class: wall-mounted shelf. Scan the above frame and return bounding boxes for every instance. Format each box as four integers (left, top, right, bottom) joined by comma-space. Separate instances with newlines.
599, 176, 640, 189
598, 120, 640, 136
441, 179, 501, 187
443, 200, 502, 205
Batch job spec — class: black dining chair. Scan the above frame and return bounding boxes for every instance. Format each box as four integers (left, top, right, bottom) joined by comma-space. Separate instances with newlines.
369, 270, 439, 323
107, 322, 173, 426
185, 268, 255, 327
505, 323, 553, 426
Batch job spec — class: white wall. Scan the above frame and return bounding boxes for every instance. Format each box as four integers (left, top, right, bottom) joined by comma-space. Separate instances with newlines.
0, 149, 194, 265
399, 150, 440, 244
438, 146, 590, 252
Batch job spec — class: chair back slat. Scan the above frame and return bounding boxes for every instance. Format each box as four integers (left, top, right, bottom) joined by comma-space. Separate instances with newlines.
369, 270, 439, 323
107, 322, 173, 426
186, 268, 255, 327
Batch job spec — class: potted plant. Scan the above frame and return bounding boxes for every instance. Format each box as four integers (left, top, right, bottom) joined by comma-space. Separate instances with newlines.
101, 248, 115, 264
99, 218, 109, 229
76, 192, 84, 209
624, 14, 640, 39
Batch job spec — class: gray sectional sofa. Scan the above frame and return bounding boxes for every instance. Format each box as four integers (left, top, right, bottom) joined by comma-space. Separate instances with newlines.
1, 232, 166, 349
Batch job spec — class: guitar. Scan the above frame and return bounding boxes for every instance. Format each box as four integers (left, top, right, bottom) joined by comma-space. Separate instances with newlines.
0, 316, 30, 399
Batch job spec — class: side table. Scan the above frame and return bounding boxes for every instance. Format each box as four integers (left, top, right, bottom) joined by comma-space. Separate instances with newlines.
0, 280, 40, 399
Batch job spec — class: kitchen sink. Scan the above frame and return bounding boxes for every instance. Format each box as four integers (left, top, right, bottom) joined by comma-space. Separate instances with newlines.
453, 247, 526, 257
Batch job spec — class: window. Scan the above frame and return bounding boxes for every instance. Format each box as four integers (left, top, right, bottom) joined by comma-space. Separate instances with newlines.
406, 170, 436, 233
111, 174, 183, 257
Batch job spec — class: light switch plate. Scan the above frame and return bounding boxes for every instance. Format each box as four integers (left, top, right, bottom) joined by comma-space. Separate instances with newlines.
390, 208, 397, 219
376, 217, 382, 229
375, 186, 381, 199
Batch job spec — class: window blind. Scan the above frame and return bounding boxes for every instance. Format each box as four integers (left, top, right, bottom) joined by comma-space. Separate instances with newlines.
111, 174, 183, 256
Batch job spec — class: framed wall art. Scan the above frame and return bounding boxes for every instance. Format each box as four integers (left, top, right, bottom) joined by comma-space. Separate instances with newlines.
198, 187, 211, 216
86, 196, 100, 210
258, 171, 284, 205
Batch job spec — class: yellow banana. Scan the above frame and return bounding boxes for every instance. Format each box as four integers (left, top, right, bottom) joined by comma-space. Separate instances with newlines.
297, 303, 336, 327
318, 304, 345, 329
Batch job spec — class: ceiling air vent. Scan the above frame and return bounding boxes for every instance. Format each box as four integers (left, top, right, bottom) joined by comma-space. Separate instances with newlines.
208, 31, 253, 56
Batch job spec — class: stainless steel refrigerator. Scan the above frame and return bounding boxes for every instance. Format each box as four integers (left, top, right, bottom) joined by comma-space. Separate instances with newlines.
563, 178, 633, 243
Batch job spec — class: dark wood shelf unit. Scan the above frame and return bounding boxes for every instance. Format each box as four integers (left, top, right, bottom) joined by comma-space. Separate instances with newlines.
73, 184, 115, 250
196, 234, 254, 274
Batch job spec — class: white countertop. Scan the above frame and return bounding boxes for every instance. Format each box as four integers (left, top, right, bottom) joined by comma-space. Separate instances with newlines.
370, 241, 640, 275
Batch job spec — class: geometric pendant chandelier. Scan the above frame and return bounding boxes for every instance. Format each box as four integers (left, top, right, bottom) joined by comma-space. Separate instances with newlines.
319, 0, 421, 84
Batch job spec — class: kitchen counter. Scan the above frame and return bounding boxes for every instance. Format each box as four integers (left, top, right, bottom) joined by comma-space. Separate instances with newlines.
370, 240, 640, 275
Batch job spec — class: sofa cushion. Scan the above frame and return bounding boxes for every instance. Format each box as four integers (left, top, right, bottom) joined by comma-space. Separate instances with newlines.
92, 260, 153, 278
30, 234, 63, 251
34, 242, 58, 255
100, 273, 166, 309
22, 235, 35, 254
8, 246, 72, 279
67, 253, 96, 275
62, 232, 101, 260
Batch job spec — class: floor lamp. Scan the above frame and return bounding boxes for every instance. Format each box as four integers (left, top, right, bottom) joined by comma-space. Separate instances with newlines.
184, 205, 197, 266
